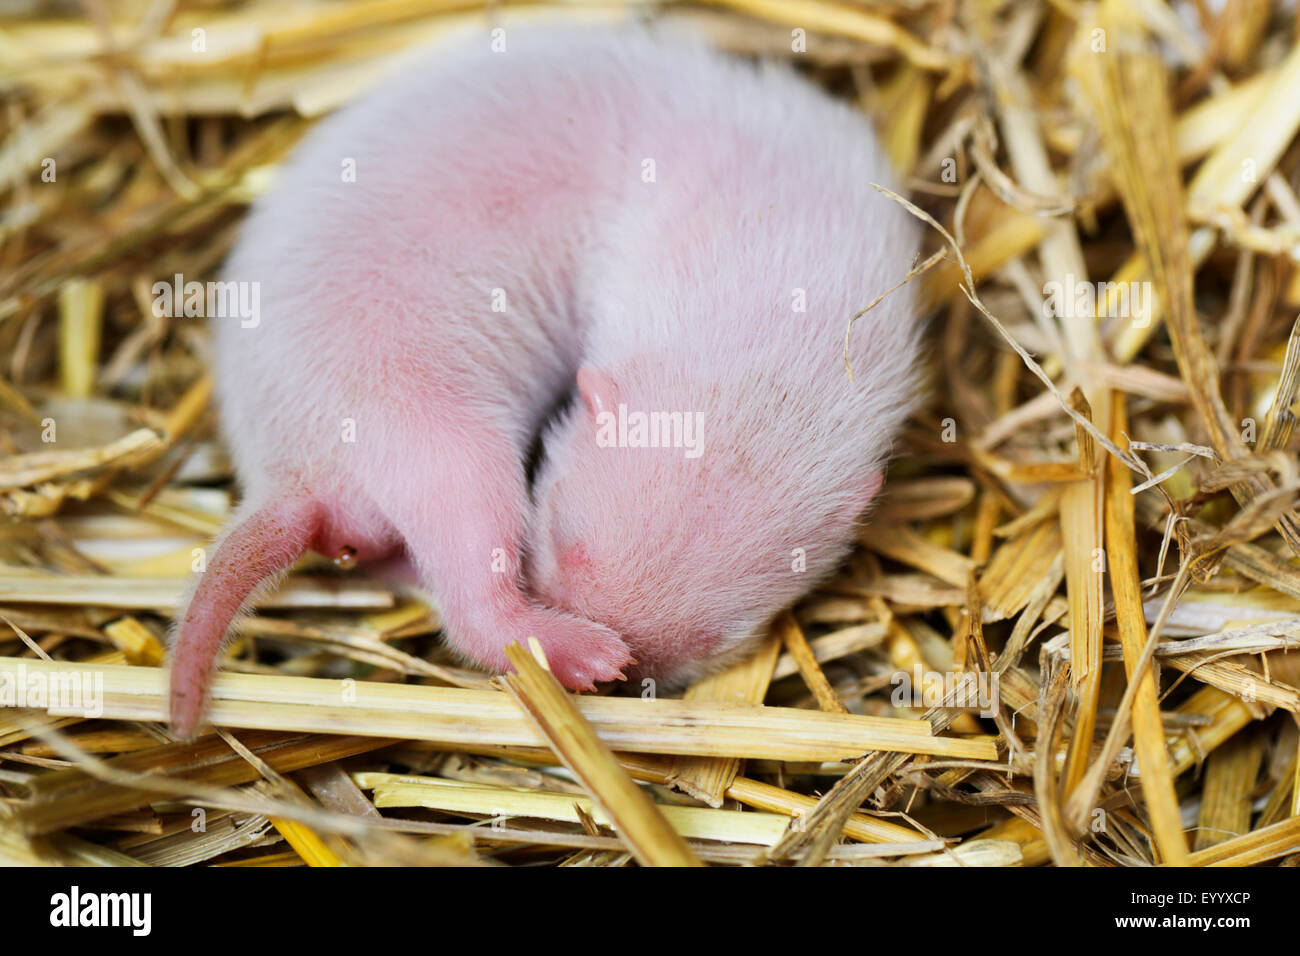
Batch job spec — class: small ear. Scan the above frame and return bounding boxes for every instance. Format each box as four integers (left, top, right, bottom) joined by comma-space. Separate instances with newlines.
576, 367, 618, 418
860, 469, 884, 509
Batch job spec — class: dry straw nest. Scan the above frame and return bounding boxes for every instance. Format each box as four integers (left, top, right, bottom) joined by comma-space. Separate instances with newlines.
1, 0, 1299, 867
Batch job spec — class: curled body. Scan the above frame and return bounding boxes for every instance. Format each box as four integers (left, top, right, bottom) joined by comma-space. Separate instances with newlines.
168, 22, 922, 736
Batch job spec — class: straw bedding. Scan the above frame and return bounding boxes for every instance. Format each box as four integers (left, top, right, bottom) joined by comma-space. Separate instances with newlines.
2, 0, 1300, 866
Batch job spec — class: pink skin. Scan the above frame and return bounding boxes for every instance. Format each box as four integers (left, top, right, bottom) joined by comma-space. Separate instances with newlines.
169, 497, 321, 736
166, 24, 921, 736
526, 365, 890, 687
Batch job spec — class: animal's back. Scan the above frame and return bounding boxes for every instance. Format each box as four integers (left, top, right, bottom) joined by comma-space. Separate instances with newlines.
216, 27, 769, 482
217, 24, 913, 479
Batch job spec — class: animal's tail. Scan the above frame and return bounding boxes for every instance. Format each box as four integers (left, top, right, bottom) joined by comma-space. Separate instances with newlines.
168, 494, 322, 738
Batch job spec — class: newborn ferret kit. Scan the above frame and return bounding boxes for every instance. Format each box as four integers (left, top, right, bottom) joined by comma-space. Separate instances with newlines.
169, 23, 922, 736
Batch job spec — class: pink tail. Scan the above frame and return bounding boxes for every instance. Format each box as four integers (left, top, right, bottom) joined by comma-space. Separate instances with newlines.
168, 496, 322, 738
